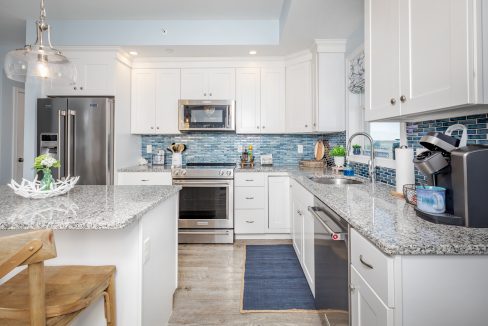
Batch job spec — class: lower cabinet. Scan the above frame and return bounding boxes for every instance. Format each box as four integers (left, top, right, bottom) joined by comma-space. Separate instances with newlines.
290, 178, 315, 294
117, 172, 172, 185
234, 173, 290, 235
351, 266, 394, 326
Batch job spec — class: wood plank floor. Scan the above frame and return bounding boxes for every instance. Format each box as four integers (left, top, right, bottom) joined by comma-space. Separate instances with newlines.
168, 240, 348, 326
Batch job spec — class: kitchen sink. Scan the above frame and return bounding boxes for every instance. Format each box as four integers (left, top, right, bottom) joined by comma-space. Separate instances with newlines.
308, 177, 363, 185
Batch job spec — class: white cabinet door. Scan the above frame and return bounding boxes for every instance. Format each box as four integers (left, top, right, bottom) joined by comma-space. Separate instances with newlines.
399, 0, 471, 115
260, 67, 286, 133
236, 68, 261, 133
286, 61, 313, 133
267, 176, 290, 233
155, 69, 181, 134
303, 208, 315, 294
80, 62, 114, 95
47, 58, 82, 95
291, 197, 304, 262
351, 267, 394, 326
207, 68, 235, 99
365, 0, 401, 121
181, 69, 207, 99
131, 70, 157, 134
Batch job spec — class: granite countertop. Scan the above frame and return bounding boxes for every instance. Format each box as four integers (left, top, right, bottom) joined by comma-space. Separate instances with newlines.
0, 185, 181, 230
118, 165, 169, 172
237, 165, 488, 255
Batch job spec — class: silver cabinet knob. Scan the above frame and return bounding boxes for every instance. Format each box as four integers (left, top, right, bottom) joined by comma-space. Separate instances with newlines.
305, 124, 308, 128
209, 93, 212, 96
257, 126, 260, 129
80, 86, 84, 90
400, 95, 407, 103
156, 126, 160, 130
313, 123, 316, 127
245, 220, 255, 224
73, 86, 77, 90
262, 126, 265, 129
203, 93, 207, 96
150, 126, 154, 129
390, 98, 396, 105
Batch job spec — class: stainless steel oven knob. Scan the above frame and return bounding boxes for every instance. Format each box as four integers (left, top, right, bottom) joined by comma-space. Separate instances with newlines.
181, 170, 187, 175
226, 170, 232, 176
219, 170, 225, 176
174, 170, 180, 176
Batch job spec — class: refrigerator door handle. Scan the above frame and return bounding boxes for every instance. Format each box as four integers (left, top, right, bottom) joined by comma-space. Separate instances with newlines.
58, 110, 67, 179
67, 110, 76, 177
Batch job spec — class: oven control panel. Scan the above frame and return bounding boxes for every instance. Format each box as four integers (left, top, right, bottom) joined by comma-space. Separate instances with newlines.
172, 168, 234, 179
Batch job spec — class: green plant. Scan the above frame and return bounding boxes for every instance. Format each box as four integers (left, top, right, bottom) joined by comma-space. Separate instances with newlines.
34, 154, 61, 171
330, 145, 346, 157
352, 144, 361, 149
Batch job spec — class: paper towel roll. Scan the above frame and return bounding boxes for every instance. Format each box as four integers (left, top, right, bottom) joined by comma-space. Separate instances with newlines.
395, 147, 415, 193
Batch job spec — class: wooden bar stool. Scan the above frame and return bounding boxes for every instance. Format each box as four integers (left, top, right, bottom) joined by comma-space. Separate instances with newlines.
0, 230, 116, 326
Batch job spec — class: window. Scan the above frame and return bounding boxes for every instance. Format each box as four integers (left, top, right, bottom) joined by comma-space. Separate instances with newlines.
365, 122, 401, 160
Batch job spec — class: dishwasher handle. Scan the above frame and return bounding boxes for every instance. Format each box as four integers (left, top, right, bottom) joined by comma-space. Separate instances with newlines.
308, 206, 347, 241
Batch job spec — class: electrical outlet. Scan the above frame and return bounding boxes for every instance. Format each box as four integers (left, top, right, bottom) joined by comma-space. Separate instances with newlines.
238, 145, 243, 153
297, 145, 304, 154
146, 144, 153, 154
143, 238, 151, 264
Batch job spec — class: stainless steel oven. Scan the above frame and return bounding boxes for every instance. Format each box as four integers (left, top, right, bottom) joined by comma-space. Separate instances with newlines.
178, 100, 235, 132
172, 164, 235, 244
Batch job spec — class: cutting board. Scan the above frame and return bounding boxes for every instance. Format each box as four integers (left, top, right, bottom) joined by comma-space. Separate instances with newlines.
314, 140, 325, 161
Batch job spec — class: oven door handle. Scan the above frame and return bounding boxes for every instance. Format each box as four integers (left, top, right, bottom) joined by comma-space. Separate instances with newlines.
173, 180, 231, 187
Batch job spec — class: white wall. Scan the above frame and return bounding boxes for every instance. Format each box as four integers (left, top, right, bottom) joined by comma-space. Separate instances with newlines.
0, 47, 25, 183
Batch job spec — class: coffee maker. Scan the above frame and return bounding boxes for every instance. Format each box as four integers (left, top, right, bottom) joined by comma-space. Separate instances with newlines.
413, 124, 488, 227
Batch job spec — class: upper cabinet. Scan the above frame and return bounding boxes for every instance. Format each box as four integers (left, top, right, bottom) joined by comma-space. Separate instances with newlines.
286, 60, 313, 133
260, 67, 286, 133
181, 68, 235, 100
365, 0, 487, 121
131, 69, 180, 134
236, 68, 261, 133
45, 51, 116, 96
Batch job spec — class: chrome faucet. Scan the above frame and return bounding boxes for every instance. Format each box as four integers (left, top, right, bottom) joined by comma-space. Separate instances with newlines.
346, 132, 376, 184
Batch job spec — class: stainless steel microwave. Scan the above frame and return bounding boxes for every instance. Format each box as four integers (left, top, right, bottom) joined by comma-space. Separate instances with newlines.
178, 100, 235, 132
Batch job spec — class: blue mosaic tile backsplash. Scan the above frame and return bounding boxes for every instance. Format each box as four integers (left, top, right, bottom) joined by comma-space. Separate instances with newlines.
406, 113, 488, 183
141, 132, 347, 166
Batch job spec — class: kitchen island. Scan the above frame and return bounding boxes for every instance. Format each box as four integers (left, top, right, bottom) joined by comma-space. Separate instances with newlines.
0, 185, 181, 326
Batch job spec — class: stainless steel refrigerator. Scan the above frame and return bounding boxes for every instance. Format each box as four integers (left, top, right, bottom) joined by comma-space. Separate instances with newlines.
37, 97, 114, 185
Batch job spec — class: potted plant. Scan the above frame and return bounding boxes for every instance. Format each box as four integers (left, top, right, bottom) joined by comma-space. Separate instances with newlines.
330, 145, 346, 167
353, 144, 362, 155
34, 154, 61, 190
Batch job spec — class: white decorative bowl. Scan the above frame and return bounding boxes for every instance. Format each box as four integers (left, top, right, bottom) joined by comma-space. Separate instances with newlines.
8, 176, 80, 199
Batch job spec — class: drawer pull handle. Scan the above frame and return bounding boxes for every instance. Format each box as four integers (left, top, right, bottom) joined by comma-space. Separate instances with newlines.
245, 220, 255, 224
359, 255, 374, 269
245, 179, 254, 182
245, 197, 254, 200
141, 179, 149, 182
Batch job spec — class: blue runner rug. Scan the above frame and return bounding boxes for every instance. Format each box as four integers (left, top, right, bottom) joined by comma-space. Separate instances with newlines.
241, 244, 316, 312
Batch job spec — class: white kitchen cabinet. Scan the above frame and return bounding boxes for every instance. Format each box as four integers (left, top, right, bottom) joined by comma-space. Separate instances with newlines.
267, 176, 291, 233
286, 61, 313, 133
365, 0, 486, 121
235, 209, 265, 234
181, 68, 235, 100
46, 52, 115, 96
302, 208, 315, 294
131, 69, 180, 134
117, 172, 172, 185
291, 196, 304, 261
351, 266, 394, 326
236, 68, 261, 133
260, 67, 286, 133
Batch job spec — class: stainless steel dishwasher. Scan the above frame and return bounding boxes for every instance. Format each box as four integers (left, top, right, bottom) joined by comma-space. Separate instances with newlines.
308, 198, 349, 320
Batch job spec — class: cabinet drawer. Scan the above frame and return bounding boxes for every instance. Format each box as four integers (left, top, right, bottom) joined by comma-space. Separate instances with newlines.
350, 228, 395, 307
235, 187, 265, 209
235, 209, 265, 234
117, 172, 172, 185
235, 173, 265, 187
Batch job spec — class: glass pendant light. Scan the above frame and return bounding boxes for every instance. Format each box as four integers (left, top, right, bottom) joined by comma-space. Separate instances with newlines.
3, 0, 76, 84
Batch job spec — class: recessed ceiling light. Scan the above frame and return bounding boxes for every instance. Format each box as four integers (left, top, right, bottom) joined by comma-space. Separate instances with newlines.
129, 51, 138, 56
249, 50, 257, 55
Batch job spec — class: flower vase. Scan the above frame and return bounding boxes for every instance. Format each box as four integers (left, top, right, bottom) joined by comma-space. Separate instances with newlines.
40, 168, 55, 191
